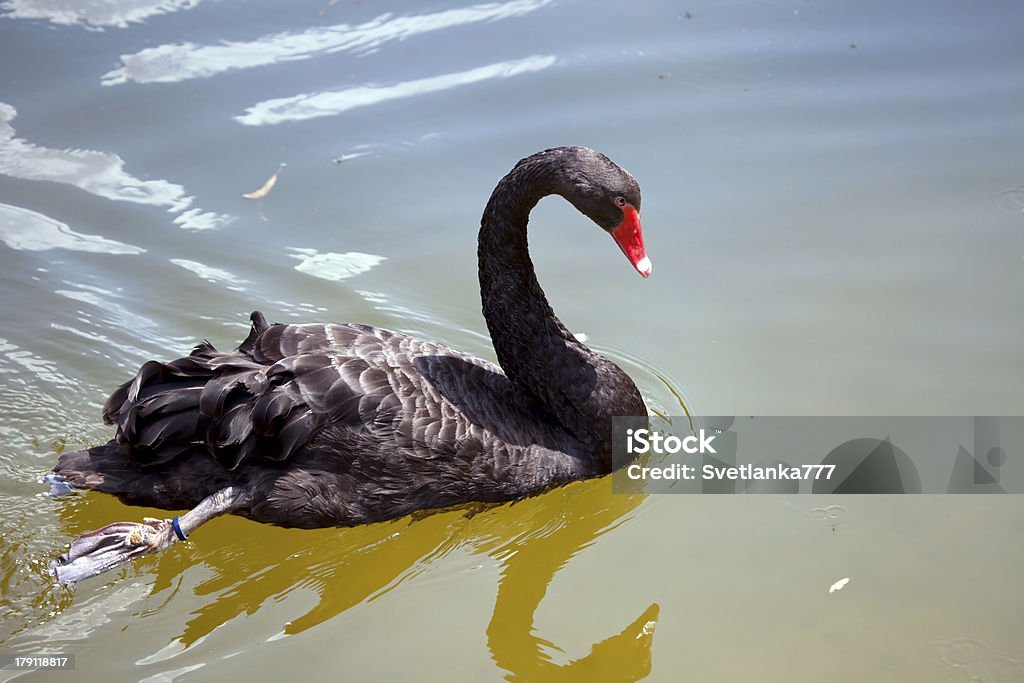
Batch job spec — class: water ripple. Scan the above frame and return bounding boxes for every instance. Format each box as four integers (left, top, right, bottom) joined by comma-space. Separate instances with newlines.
932, 638, 1024, 682
52, 282, 189, 363
0, 102, 234, 231
170, 259, 249, 292
101, 0, 553, 85
235, 54, 557, 126
0, 0, 204, 30
0, 202, 145, 255
0, 336, 76, 388
288, 247, 385, 282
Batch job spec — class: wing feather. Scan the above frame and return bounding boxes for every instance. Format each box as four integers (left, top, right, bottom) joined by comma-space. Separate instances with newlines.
93, 308, 588, 520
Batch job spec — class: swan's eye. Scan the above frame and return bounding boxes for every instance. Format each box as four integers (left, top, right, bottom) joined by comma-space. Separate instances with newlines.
614, 196, 627, 208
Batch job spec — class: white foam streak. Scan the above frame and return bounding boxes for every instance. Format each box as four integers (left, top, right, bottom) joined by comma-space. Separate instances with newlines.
0, 102, 234, 230
0, 202, 145, 254
288, 248, 386, 282
236, 55, 556, 126
0, 0, 204, 30
170, 258, 248, 291
101, 0, 552, 85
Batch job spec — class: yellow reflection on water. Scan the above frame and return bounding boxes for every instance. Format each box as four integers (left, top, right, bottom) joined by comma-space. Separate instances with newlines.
50, 477, 657, 680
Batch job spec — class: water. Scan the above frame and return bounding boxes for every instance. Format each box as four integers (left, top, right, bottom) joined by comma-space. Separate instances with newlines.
1, 0, 1022, 680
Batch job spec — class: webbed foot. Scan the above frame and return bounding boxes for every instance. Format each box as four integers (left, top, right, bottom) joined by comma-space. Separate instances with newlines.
49, 517, 180, 584
50, 486, 246, 584
43, 473, 80, 497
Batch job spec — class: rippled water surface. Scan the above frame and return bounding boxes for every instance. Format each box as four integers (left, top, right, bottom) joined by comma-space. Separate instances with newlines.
1, 0, 1022, 681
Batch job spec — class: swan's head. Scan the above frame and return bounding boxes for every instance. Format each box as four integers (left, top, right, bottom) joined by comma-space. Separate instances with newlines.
558, 147, 650, 278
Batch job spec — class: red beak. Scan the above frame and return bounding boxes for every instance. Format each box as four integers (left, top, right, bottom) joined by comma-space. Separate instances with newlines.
610, 204, 651, 278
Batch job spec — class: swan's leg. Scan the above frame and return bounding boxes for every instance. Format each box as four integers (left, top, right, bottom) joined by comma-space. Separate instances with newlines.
50, 486, 247, 584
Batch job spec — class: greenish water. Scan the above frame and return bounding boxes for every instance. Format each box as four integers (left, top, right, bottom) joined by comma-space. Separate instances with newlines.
1, 0, 1022, 681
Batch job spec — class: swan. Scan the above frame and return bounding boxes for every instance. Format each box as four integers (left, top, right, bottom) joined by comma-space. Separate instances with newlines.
49, 146, 650, 583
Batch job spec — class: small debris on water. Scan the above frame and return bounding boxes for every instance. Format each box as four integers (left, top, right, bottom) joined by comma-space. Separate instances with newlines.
242, 163, 287, 200
828, 577, 850, 593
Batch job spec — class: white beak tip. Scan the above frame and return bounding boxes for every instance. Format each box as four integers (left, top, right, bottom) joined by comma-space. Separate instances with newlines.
635, 256, 652, 277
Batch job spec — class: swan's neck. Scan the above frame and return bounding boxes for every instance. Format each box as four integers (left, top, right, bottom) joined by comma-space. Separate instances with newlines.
477, 156, 644, 464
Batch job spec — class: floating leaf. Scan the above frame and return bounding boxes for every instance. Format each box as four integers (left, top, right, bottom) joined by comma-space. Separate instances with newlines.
242, 163, 286, 199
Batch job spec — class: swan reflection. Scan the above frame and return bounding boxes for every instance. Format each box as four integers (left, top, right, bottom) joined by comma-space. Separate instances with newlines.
51, 477, 657, 680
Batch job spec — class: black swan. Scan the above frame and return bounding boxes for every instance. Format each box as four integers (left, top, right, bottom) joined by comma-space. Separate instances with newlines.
49, 146, 650, 583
